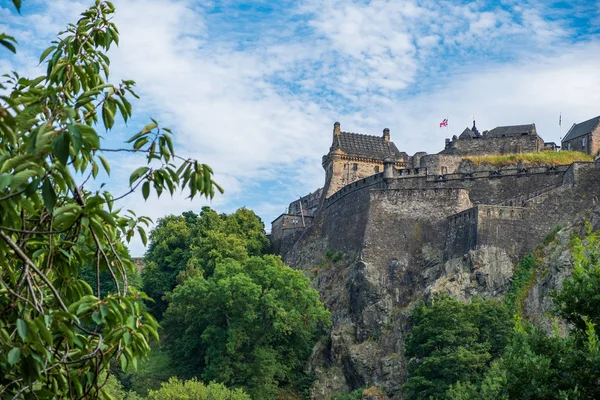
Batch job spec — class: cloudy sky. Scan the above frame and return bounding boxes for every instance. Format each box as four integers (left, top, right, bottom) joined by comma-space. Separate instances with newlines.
2, 0, 599, 255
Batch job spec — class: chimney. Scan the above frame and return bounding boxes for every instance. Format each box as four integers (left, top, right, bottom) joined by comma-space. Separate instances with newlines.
333, 121, 341, 136
383, 128, 390, 142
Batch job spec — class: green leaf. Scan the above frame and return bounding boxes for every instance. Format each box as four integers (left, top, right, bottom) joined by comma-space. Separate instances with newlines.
142, 181, 150, 200
70, 124, 83, 153
96, 209, 116, 226
34, 318, 53, 346
142, 121, 157, 134
52, 131, 71, 165
92, 311, 103, 325
129, 167, 149, 186
7, 347, 21, 365
137, 226, 147, 246
12, 0, 22, 12
102, 100, 115, 130
98, 155, 111, 175
17, 319, 28, 341
11, 169, 38, 189
133, 136, 149, 151
0, 34, 17, 53
42, 179, 57, 212
0, 173, 12, 191
39, 46, 57, 63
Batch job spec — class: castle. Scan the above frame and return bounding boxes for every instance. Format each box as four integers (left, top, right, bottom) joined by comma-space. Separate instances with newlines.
271, 117, 600, 263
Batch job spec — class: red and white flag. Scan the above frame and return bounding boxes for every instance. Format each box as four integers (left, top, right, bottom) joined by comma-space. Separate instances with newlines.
439, 118, 448, 128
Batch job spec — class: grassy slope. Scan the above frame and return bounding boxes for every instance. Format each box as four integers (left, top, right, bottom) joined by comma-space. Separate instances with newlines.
464, 151, 593, 167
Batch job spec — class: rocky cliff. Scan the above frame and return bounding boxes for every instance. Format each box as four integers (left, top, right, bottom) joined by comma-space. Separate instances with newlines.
291, 203, 600, 400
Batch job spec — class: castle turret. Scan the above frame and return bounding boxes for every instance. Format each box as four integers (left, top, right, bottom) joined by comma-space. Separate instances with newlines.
383, 128, 390, 142
333, 121, 341, 137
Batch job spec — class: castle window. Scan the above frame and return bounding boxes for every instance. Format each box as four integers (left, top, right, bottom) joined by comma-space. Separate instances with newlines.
375, 166, 380, 173
567, 142, 572, 150
353, 163, 358, 171
441, 166, 448, 174
582, 137, 587, 147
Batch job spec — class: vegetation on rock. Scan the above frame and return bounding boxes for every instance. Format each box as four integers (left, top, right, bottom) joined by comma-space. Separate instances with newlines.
406, 227, 600, 400
402, 297, 512, 400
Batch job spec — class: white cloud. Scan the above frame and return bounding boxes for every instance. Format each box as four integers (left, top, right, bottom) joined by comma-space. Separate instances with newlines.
2, 0, 600, 256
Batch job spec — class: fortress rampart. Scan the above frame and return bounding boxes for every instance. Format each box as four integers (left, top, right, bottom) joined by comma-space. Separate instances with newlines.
441, 133, 544, 156
276, 159, 600, 266
272, 120, 600, 268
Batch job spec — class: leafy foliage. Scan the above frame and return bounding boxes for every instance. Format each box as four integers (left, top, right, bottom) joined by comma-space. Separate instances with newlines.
503, 253, 537, 313
402, 296, 512, 400
0, 1, 220, 398
449, 230, 600, 400
329, 388, 365, 400
146, 378, 250, 400
142, 207, 269, 318
163, 255, 331, 399
116, 345, 176, 396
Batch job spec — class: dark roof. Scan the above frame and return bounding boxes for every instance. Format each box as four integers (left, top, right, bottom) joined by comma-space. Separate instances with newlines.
487, 124, 535, 137
459, 128, 476, 139
562, 116, 600, 142
334, 131, 403, 160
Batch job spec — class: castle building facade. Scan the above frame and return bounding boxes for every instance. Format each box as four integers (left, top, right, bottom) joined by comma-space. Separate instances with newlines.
561, 115, 600, 155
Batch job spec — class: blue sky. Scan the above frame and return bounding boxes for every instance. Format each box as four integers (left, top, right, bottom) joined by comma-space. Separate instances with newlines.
2, 0, 600, 255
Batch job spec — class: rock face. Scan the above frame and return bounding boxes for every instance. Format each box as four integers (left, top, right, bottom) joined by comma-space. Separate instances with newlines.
303, 246, 516, 400
522, 205, 600, 335
300, 205, 600, 400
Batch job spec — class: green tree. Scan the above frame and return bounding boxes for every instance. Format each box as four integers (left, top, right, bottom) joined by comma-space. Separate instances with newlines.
142, 207, 269, 319
146, 377, 250, 400
163, 255, 331, 398
0, 1, 220, 398
402, 296, 511, 400
449, 230, 600, 400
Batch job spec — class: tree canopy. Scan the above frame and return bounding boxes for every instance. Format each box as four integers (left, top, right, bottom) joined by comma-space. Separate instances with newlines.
0, 1, 220, 398
402, 296, 512, 400
142, 207, 269, 318
163, 255, 331, 398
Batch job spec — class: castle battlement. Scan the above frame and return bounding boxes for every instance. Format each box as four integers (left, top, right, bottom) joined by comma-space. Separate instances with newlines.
272, 120, 600, 263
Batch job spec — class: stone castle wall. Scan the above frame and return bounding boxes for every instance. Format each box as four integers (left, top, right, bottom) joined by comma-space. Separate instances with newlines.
441, 134, 545, 156
387, 164, 569, 205
271, 214, 314, 254
277, 161, 600, 264
362, 188, 473, 268
324, 156, 400, 198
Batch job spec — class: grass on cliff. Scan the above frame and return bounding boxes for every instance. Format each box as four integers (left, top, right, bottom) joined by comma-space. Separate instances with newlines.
465, 151, 593, 167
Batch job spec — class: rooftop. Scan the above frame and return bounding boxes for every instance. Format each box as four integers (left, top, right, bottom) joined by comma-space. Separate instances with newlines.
333, 131, 404, 160
562, 115, 600, 142
487, 124, 536, 137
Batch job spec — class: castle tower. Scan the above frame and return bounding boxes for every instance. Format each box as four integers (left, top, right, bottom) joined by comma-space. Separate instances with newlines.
321, 122, 407, 198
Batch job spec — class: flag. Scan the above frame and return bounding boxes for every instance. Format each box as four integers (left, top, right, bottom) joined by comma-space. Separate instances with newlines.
439, 118, 448, 128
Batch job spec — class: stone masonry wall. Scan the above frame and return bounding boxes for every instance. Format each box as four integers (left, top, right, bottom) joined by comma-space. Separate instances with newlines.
441, 134, 544, 156
387, 166, 567, 205
446, 208, 479, 259
325, 157, 386, 198
419, 154, 463, 175
475, 205, 528, 258
362, 188, 473, 271
271, 214, 313, 254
